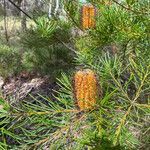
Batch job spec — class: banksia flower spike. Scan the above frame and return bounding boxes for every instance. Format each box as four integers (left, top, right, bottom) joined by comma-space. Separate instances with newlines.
81, 4, 96, 29
73, 69, 101, 110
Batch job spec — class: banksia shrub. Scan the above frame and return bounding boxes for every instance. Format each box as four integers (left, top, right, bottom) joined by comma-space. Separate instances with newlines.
73, 69, 101, 110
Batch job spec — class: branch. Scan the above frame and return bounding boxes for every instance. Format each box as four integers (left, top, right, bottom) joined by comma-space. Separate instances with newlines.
135, 103, 150, 108
114, 105, 132, 145
65, 10, 83, 31
112, 0, 149, 15
54, 35, 77, 53
7, 0, 33, 20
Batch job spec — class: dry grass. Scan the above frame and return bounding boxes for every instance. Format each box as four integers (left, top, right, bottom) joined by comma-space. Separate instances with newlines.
0, 16, 35, 39
0, 16, 35, 30
0, 16, 35, 44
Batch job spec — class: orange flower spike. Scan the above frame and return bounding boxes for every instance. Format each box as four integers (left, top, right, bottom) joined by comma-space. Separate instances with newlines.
74, 69, 100, 110
82, 6, 89, 29
74, 71, 84, 109
88, 6, 96, 28
87, 70, 97, 108
82, 73, 89, 108
81, 4, 96, 29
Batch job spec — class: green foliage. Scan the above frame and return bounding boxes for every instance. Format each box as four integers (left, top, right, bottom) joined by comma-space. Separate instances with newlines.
0, 1, 149, 150
21, 16, 74, 76
0, 60, 149, 149
75, 43, 150, 149
63, 0, 81, 29
74, 1, 150, 149
75, 0, 150, 63
0, 44, 23, 79
0, 74, 75, 149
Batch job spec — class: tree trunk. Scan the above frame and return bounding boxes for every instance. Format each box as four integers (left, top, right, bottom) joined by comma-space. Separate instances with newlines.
3, 0, 9, 43
48, 0, 52, 18
21, 0, 27, 31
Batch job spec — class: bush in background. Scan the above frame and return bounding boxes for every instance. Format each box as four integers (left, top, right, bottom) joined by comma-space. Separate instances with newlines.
0, 16, 75, 79
21, 16, 75, 77
0, 44, 23, 79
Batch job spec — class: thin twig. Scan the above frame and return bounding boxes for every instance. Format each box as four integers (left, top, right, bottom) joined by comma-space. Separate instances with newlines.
7, 0, 33, 20
114, 105, 132, 145
55, 36, 77, 53
112, 0, 149, 15
132, 67, 149, 103
135, 103, 150, 108
10, 109, 80, 117
110, 71, 131, 102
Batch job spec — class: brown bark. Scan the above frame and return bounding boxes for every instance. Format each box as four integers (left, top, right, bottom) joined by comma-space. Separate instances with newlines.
21, 0, 27, 31
3, 0, 9, 43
